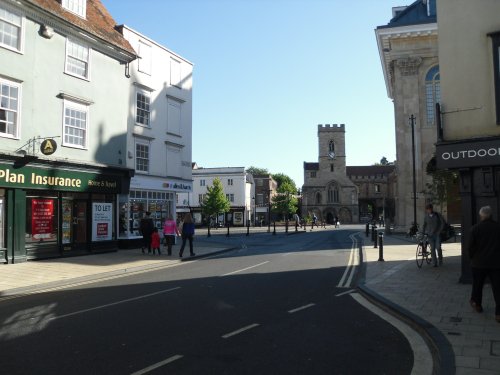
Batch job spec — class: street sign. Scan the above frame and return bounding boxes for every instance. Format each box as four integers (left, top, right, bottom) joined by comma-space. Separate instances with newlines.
40, 139, 57, 156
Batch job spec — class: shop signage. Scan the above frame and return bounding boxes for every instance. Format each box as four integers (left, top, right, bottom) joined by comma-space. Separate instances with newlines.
233, 212, 244, 225
40, 139, 57, 156
92, 203, 113, 241
32, 199, 54, 240
436, 139, 500, 169
162, 181, 192, 191
0, 163, 123, 193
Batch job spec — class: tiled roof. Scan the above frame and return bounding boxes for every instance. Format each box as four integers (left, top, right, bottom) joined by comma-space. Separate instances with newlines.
304, 162, 319, 171
346, 165, 395, 176
25, 0, 135, 59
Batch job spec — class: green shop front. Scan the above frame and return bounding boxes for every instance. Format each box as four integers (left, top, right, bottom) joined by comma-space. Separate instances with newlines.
0, 158, 133, 263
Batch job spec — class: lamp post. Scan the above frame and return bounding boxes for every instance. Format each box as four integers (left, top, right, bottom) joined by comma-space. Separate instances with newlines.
409, 114, 417, 229
266, 190, 272, 233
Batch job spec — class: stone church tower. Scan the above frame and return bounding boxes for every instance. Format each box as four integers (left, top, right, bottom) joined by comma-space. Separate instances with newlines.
302, 124, 359, 224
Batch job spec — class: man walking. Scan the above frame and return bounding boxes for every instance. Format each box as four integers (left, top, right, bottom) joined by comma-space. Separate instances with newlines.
422, 204, 445, 267
140, 211, 155, 254
467, 206, 500, 323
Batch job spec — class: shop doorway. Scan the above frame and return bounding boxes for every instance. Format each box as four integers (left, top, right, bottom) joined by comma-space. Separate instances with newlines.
73, 201, 87, 245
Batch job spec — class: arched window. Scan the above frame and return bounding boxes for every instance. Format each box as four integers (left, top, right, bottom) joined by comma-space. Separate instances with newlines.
425, 65, 441, 126
328, 184, 340, 203
329, 141, 335, 153
315, 192, 322, 205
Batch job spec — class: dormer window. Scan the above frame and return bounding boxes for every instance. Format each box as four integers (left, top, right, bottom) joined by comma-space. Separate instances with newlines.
62, 0, 86, 18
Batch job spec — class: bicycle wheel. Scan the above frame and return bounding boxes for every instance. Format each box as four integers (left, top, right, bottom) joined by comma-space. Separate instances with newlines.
416, 243, 424, 268
425, 243, 432, 265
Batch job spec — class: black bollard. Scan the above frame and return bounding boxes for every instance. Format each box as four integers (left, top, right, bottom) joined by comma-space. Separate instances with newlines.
295, 221, 298, 232
246, 222, 250, 236
273, 221, 276, 235
226, 225, 230, 237
285, 220, 288, 233
366, 222, 369, 237
207, 225, 211, 238
378, 232, 384, 261
374, 229, 378, 249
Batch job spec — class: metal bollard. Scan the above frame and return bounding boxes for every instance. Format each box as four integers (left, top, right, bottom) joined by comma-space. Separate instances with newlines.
295, 221, 298, 232
378, 231, 384, 261
246, 222, 250, 236
226, 225, 230, 237
366, 222, 370, 237
273, 221, 276, 235
285, 220, 289, 233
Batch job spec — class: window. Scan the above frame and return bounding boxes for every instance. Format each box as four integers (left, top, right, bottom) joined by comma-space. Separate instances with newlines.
328, 184, 339, 203
0, 78, 20, 138
167, 98, 181, 135
256, 194, 263, 205
257, 179, 263, 187
65, 39, 90, 79
63, 100, 88, 148
329, 140, 335, 152
375, 184, 381, 193
425, 65, 440, 126
198, 194, 205, 204
170, 58, 182, 88
315, 192, 321, 204
136, 91, 150, 126
200, 180, 206, 187
138, 41, 152, 75
492, 35, 500, 124
310, 171, 316, 178
226, 194, 234, 203
135, 142, 149, 173
62, 0, 86, 18
228, 178, 233, 186
0, 6, 23, 52
330, 164, 334, 172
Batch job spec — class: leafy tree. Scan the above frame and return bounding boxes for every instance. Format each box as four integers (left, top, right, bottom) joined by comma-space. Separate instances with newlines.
272, 173, 297, 191
272, 181, 298, 219
201, 178, 230, 221
246, 166, 269, 175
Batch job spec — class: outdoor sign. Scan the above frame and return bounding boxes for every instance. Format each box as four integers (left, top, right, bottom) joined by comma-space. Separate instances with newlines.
436, 139, 500, 169
40, 139, 57, 156
92, 203, 113, 242
0, 163, 124, 193
32, 199, 54, 240
233, 212, 244, 225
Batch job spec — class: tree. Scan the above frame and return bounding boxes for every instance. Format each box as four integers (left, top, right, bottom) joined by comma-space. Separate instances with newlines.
380, 156, 389, 165
271, 181, 298, 219
201, 178, 230, 234
246, 166, 269, 176
272, 173, 297, 191
423, 157, 459, 212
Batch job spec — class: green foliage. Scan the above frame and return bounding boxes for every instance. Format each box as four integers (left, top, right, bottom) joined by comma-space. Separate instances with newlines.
271, 181, 298, 217
272, 173, 297, 191
246, 166, 269, 175
201, 178, 230, 218
423, 157, 459, 211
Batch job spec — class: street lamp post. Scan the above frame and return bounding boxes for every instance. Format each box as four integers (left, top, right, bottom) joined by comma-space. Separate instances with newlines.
409, 114, 417, 230
265, 190, 272, 233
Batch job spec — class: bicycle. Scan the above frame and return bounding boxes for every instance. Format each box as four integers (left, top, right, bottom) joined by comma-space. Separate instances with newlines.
415, 233, 432, 268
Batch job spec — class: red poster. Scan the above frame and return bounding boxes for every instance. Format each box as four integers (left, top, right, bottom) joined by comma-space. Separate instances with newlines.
32, 199, 54, 240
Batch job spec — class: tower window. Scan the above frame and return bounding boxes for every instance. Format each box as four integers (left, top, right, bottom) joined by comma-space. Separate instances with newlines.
330, 164, 334, 172
329, 140, 335, 152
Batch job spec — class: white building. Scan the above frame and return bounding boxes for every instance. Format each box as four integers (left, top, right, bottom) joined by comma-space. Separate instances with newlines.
178, 166, 254, 226
117, 26, 193, 239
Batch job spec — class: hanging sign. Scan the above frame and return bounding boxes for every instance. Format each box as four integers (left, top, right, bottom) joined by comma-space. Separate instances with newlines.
92, 203, 113, 241
40, 139, 57, 156
32, 199, 54, 240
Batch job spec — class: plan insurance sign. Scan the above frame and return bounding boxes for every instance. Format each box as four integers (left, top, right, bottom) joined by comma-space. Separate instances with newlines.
92, 203, 113, 241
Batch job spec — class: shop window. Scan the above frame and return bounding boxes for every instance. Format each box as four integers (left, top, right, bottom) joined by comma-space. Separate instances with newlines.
26, 196, 58, 244
127, 189, 173, 237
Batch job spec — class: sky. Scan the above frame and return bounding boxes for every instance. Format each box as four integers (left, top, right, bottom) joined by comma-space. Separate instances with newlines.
103, 0, 406, 187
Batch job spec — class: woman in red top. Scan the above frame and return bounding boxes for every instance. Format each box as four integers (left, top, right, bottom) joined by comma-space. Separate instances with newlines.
163, 215, 180, 256
151, 228, 161, 255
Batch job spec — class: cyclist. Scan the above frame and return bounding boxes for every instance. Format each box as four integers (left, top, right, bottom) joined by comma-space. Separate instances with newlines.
422, 203, 445, 267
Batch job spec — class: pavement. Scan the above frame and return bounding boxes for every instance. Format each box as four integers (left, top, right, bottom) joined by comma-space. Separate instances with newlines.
1, 225, 499, 374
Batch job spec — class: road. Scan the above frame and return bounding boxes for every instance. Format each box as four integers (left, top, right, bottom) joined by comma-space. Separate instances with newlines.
0, 227, 414, 374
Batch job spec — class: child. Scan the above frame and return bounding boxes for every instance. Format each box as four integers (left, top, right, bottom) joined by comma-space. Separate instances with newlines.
151, 227, 161, 255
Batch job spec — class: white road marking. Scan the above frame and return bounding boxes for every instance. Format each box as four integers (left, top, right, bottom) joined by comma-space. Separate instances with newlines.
288, 303, 316, 314
49, 287, 181, 321
222, 323, 260, 339
130, 355, 183, 375
337, 234, 359, 288
221, 261, 270, 276
282, 253, 292, 257
335, 289, 355, 297
350, 293, 433, 375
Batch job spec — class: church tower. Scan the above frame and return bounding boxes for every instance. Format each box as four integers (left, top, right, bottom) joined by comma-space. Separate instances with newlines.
302, 124, 359, 224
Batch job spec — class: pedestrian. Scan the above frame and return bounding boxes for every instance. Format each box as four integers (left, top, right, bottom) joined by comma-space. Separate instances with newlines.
163, 215, 180, 256
294, 213, 301, 228
422, 203, 445, 267
334, 215, 339, 228
151, 227, 161, 255
140, 211, 155, 254
179, 212, 196, 258
311, 213, 318, 230
466, 206, 500, 323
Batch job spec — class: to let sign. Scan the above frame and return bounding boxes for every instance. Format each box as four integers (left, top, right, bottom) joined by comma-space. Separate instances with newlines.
32, 199, 54, 240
